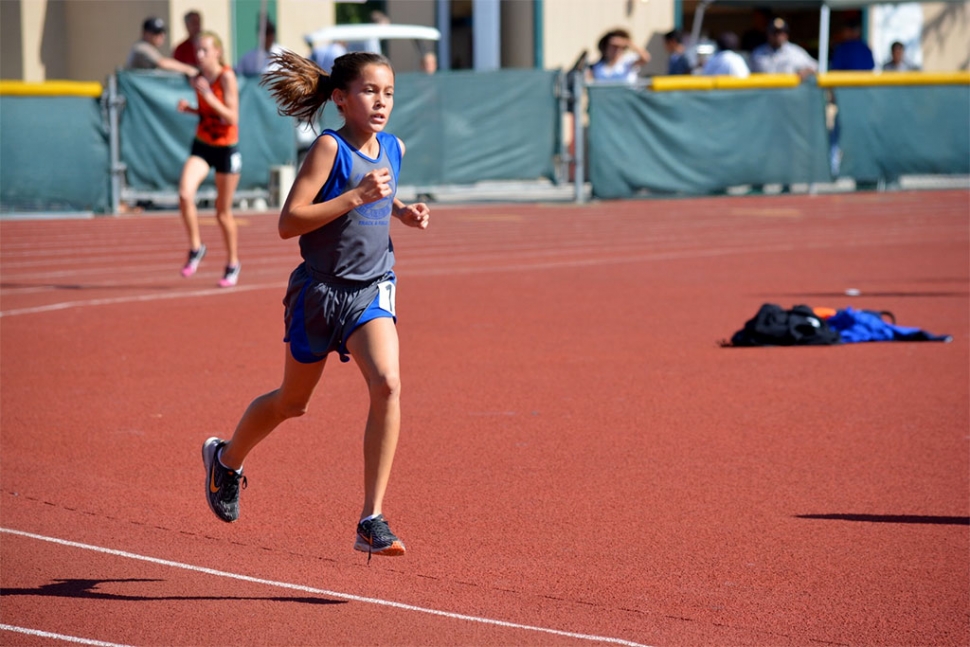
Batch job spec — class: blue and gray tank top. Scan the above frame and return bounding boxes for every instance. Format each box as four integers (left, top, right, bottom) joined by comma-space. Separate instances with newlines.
299, 129, 401, 283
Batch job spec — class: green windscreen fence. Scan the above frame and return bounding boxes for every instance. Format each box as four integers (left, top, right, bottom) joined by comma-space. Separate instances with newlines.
0, 95, 109, 213
5, 70, 965, 214
834, 84, 970, 181
118, 71, 296, 193
587, 82, 832, 199
319, 69, 560, 186
119, 68, 558, 196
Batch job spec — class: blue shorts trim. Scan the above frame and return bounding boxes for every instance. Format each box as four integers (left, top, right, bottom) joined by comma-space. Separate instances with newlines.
287, 281, 319, 364
338, 289, 396, 361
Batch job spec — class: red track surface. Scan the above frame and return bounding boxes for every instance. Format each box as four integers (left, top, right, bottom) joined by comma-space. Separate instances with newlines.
1, 190, 968, 646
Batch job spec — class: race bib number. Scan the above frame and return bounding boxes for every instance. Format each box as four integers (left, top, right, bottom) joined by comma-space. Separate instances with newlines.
377, 280, 396, 316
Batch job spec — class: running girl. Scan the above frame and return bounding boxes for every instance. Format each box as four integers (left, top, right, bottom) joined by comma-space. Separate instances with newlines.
176, 31, 242, 287
201, 50, 430, 558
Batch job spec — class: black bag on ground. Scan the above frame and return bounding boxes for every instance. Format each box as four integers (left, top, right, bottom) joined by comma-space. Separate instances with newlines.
723, 303, 842, 347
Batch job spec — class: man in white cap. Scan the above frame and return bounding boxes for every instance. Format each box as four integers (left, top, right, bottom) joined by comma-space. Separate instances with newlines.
750, 17, 817, 78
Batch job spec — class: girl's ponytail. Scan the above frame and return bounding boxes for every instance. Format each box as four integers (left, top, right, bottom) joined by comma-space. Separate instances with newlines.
260, 50, 334, 126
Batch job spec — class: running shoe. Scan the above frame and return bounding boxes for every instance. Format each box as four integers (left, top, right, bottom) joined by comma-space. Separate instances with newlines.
181, 244, 207, 277
218, 264, 241, 288
202, 436, 246, 523
354, 514, 406, 557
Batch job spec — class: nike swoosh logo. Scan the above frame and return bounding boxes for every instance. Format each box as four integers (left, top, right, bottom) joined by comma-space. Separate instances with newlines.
209, 468, 219, 494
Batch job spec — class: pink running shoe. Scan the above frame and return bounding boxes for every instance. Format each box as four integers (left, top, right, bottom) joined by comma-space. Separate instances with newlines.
181, 244, 207, 277
218, 264, 240, 288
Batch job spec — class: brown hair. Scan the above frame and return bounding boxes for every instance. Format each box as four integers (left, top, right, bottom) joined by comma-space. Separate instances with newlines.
260, 50, 393, 126
597, 29, 632, 56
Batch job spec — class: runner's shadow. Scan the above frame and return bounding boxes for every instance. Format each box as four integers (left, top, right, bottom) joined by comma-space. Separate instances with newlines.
0, 578, 346, 605
796, 514, 969, 526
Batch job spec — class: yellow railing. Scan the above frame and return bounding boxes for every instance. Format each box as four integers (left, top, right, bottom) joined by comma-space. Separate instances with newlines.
651, 73, 802, 92
0, 80, 103, 97
816, 71, 970, 87
650, 71, 970, 92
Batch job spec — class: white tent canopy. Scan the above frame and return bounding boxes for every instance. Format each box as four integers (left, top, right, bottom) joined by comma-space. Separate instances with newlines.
304, 24, 441, 48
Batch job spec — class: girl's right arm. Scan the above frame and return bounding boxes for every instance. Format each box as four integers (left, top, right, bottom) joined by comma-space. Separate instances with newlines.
176, 98, 198, 115
278, 134, 393, 239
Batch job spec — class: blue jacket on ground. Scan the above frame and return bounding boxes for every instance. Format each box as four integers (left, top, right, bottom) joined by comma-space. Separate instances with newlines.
826, 307, 951, 343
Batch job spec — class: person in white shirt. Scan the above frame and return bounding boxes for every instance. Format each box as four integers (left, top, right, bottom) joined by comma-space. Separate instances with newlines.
236, 18, 286, 76
750, 18, 817, 78
588, 28, 650, 84
702, 32, 750, 78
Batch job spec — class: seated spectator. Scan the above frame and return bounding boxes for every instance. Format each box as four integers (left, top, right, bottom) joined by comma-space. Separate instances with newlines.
830, 18, 874, 71
236, 17, 286, 76
702, 32, 750, 78
664, 30, 693, 75
750, 18, 817, 78
883, 41, 920, 72
589, 28, 650, 83
126, 17, 199, 76
173, 10, 203, 68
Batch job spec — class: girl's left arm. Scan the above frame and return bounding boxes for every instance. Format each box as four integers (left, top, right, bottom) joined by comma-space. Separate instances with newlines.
393, 200, 430, 229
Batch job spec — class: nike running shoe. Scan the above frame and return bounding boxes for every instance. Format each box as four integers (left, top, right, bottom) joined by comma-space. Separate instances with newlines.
181, 244, 207, 277
218, 264, 240, 288
202, 436, 246, 523
354, 514, 406, 557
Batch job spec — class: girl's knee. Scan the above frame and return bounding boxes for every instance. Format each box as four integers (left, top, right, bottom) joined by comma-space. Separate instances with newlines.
368, 373, 401, 402
279, 399, 310, 419
273, 390, 311, 419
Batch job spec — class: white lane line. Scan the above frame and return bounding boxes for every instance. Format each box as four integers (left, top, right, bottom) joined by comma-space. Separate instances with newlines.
3, 233, 957, 318
0, 624, 132, 647
0, 281, 285, 318
1, 528, 651, 647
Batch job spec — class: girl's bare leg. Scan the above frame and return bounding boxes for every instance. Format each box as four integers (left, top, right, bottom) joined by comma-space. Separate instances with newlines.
178, 156, 210, 250
220, 346, 326, 470
214, 171, 241, 267
345, 317, 401, 520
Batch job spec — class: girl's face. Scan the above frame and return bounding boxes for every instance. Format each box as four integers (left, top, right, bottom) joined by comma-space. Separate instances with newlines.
197, 36, 221, 70
334, 64, 395, 135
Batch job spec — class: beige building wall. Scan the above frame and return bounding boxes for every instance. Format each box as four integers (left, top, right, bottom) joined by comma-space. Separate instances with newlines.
542, 0, 675, 75
67, 0, 169, 82
4, 0, 314, 83
922, 1, 970, 70
278, 0, 335, 57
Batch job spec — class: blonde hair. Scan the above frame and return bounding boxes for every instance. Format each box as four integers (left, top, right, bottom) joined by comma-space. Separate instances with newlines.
200, 31, 226, 66
261, 50, 392, 126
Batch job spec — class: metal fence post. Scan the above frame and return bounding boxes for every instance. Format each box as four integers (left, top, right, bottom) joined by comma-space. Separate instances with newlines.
571, 70, 586, 204
106, 73, 126, 215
